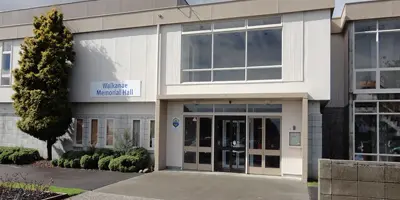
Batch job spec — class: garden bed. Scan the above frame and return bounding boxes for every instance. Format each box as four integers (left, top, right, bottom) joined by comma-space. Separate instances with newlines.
0, 187, 62, 200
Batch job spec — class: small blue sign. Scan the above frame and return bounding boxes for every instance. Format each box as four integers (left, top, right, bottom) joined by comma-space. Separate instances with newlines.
172, 118, 179, 128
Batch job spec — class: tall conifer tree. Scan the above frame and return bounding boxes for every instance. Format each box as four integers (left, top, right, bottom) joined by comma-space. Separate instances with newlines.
12, 9, 75, 160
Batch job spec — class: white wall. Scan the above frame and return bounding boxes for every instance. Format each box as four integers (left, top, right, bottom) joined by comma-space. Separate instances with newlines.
71, 27, 157, 102
160, 10, 331, 100
165, 100, 303, 176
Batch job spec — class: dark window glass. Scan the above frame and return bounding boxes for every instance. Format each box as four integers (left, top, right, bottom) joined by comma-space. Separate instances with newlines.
355, 34, 376, 69
354, 102, 377, 113
182, 71, 211, 82
249, 118, 262, 149
248, 16, 281, 26
181, 34, 212, 70
356, 72, 376, 89
265, 118, 280, 150
380, 102, 400, 113
249, 155, 262, 167
184, 118, 197, 146
265, 156, 280, 168
354, 115, 377, 153
379, 115, 400, 155
213, 69, 245, 81
199, 118, 212, 147
184, 152, 196, 163
214, 104, 246, 112
182, 23, 211, 32
247, 68, 282, 80
355, 20, 376, 32
199, 152, 211, 164
213, 32, 245, 68
247, 29, 282, 66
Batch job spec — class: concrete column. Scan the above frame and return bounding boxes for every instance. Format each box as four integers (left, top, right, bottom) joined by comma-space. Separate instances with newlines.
155, 99, 167, 171
302, 97, 309, 182
308, 101, 322, 180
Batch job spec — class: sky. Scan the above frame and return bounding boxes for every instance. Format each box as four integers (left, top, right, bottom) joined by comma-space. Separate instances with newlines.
0, 0, 373, 17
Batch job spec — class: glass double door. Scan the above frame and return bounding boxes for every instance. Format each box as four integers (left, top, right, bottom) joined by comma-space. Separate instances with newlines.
183, 117, 213, 171
214, 116, 246, 173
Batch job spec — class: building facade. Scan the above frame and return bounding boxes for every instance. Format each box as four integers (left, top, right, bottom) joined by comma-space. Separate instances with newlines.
0, 0, 336, 181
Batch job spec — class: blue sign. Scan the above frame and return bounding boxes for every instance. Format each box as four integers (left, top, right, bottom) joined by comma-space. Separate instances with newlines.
172, 118, 179, 128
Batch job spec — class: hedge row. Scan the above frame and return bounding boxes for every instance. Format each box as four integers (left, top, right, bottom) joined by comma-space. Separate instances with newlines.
0, 147, 41, 165
52, 147, 150, 173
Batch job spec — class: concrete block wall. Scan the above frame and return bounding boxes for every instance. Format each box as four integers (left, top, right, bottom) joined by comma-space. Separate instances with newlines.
319, 159, 400, 200
309, 101, 322, 179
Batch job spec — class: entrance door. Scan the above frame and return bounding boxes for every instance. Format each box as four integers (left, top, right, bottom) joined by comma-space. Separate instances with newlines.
183, 117, 212, 171
214, 116, 246, 173
248, 117, 281, 175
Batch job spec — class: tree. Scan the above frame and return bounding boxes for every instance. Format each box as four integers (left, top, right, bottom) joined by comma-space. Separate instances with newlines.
12, 9, 75, 160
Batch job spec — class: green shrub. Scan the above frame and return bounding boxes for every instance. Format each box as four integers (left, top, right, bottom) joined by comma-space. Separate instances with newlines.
108, 155, 139, 172
126, 147, 150, 170
57, 158, 65, 167
94, 148, 115, 159
51, 159, 58, 166
80, 155, 97, 169
98, 156, 113, 170
61, 150, 87, 160
70, 159, 80, 168
9, 149, 40, 165
63, 159, 71, 168
0, 151, 15, 164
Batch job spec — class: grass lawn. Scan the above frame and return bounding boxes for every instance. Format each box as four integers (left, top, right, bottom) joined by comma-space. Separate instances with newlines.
0, 182, 85, 196
307, 181, 318, 187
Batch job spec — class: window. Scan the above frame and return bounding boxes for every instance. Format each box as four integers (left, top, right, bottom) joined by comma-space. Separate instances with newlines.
132, 120, 141, 147
149, 120, 155, 149
1, 42, 12, 86
353, 18, 400, 90
75, 119, 83, 145
106, 119, 114, 146
90, 119, 98, 146
181, 16, 282, 82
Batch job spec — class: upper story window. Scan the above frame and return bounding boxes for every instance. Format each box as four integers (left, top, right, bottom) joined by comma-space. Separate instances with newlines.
181, 16, 282, 83
1, 42, 12, 86
353, 18, 400, 91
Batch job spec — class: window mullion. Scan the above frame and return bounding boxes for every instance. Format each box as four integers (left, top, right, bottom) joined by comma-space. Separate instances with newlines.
376, 20, 380, 90
211, 23, 214, 82
245, 19, 248, 81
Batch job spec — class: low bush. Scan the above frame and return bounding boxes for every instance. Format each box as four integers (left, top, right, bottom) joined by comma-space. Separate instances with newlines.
0, 151, 15, 164
108, 155, 139, 172
80, 155, 97, 169
61, 150, 87, 160
63, 159, 71, 168
51, 159, 58, 167
126, 147, 150, 171
98, 156, 113, 170
57, 158, 65, 167
9, 149, 40, 165
70, 159, 80, 168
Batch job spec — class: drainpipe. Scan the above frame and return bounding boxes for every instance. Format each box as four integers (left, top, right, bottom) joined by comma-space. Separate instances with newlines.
156, 24, 161, 97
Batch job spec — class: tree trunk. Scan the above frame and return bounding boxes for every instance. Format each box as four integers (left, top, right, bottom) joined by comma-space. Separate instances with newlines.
46, 139, 55, 160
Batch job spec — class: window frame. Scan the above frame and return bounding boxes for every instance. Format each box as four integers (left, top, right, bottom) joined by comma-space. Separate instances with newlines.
181, 17, 283, 83
89, 118, 100, 147
1, 42, 12, 86
148, 119, 155, 150
105, 118, 115, 148
74, 118, 84, 147
131, 118, 142, 148
352, 19, 400, 93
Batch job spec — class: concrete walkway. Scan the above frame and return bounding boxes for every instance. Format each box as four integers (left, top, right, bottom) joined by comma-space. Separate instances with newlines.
73, 171, 310, 200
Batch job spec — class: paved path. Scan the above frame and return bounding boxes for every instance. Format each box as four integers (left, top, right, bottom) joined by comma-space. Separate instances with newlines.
73, 171, 310, 200
0, 164, 139, 190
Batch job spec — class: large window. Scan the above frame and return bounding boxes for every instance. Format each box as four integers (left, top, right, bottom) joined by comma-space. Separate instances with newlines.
149, 120, 155, 149
90, 119, 99, 146
181, 16, 282, 82
353, 19, 400, 90
106, 119, 114, 146
1, 42, 11, 86
75, 119, 83, 146
353, 94, 400, 162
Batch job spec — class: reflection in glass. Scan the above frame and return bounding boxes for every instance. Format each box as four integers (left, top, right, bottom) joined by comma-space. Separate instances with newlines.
184, 104, 213, 112
199, 118, 212, 147
354, 115, 377, 153
379, 156, 400, 162
380, 71, 400, 89
249, 118, 262, 149
184, 118, 197, 146
214, 104, 246, 112
354, 154, 377, 161
2, 54, 11, 74
184, 152, 196, 163
150, 120, 155, 148
181, 34, 212, 69
379, 115, 400, 155
76, 119, 83, 145
355, 34, 376, 69
213, 69, 245, 81
213, 32, 245, 68
379, 32, 400, 68
132, 120, 140, 146
355, 20, 376, 32
214, 20, 245, 29
265, 156, 280, 168
354, 102, 377, 113
247, 29, 282, 66
0, 77, 10, 85
199, 152, 212, 164
380, 102, 400, 113
247, 68, 281, 80
356, 71, 376, 89
249, 155, 262, 167
248, 104, 282, 113
265, 118, 280, 150
106, 119, 114, 146
379, 18, 400, 30
182, 23, 211, 32
248, 16, 281, 26
182, 71, 211, 82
